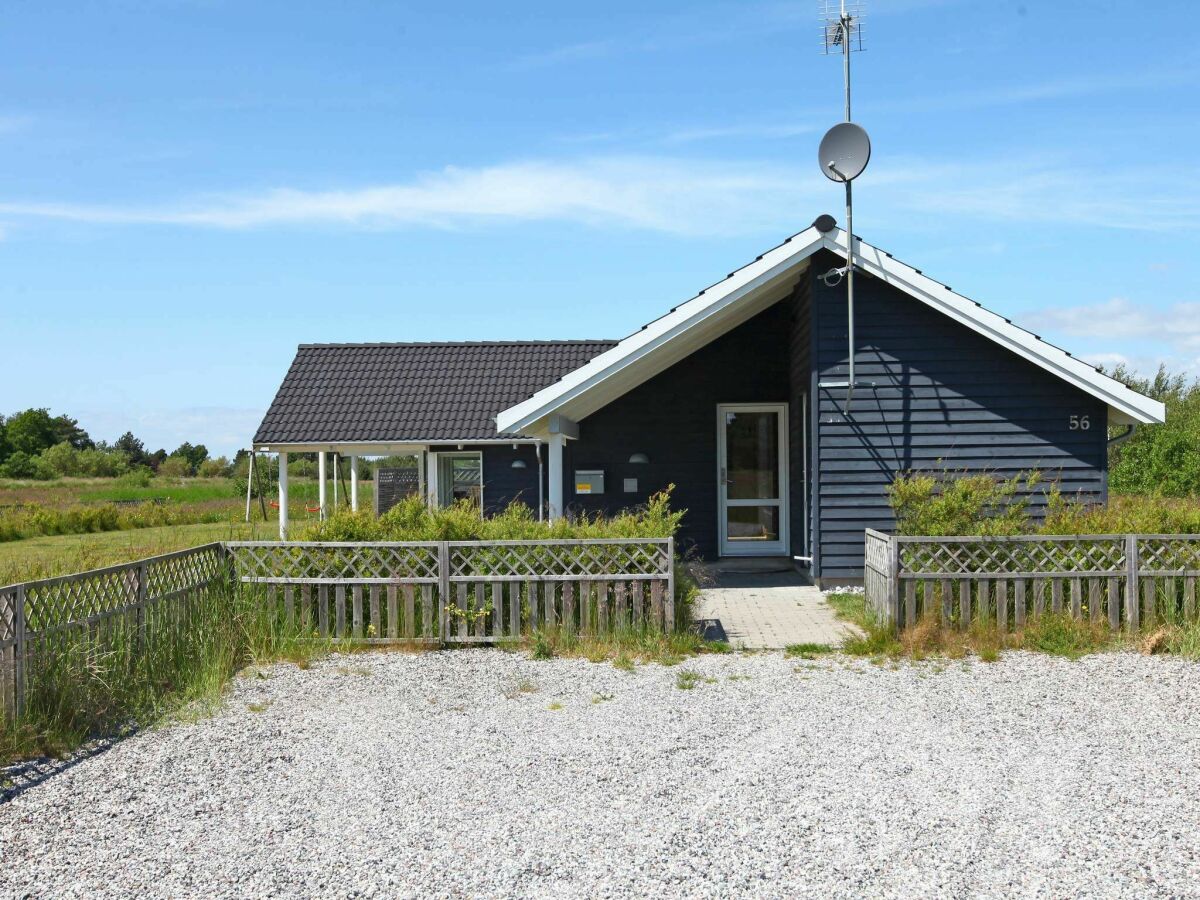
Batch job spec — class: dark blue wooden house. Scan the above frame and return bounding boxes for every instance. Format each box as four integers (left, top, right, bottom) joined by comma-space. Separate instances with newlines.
254, 219, 1164, 584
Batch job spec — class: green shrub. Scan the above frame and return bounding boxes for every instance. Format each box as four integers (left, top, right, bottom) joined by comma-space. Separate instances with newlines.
1108, 365, 1200, 496
157, 456, 191, 479
0, 450, 56, 480
887, 470, 1039, 536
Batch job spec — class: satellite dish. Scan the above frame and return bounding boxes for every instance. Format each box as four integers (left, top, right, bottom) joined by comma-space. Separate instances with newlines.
818, 122, 871, 182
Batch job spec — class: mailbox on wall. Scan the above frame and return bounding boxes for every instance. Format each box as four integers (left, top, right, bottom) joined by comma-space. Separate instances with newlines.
574, 470, 605, 495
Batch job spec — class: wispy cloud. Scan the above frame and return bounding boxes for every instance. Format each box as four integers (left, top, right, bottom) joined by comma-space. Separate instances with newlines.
77, 406, 265, 456
1, 152, 1197, 237
1030, 298, 1200, 354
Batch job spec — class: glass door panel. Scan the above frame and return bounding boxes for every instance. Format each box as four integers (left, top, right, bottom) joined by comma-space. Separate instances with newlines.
718, 404, 787, 556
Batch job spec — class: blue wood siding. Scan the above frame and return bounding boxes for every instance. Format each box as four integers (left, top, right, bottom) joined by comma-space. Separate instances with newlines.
809, 250, 1108, 582
566, 299, 794, 558
428, 443, 543, 516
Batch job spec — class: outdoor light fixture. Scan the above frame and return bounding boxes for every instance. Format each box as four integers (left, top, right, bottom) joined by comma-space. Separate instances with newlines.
628, 453, 650, 464
511, 459, 527, 469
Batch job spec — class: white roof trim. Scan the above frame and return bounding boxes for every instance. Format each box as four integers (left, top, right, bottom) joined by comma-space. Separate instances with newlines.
495, 226, 1165, 434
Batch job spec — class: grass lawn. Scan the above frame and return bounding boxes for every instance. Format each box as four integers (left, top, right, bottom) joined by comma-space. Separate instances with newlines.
0, 520, 278, 584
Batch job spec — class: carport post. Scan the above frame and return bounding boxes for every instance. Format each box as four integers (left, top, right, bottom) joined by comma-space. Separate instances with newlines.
350, 455, 359, 512
278, 451, 289, 540
547, 433, 565, 521
317, 451, 327, 520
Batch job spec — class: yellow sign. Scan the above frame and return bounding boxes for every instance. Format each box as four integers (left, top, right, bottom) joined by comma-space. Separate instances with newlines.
575, 484, 591, 494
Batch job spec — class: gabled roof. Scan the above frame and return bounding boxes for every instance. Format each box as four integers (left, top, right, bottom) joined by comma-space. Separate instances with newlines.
254, 340, 616, 446
495, 225, 1166, 434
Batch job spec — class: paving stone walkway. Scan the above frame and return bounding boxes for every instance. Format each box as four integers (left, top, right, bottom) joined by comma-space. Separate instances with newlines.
694, 567, 860, 649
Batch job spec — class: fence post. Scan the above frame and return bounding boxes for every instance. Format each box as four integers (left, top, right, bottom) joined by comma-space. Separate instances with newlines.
1126, 534, 1140, 631
437, 542, 450, 640
886, 535, 901, 630
665, 537, 675, 632
13, 584, 26, 721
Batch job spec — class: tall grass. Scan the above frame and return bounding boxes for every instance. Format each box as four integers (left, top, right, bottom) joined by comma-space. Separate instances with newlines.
0, 581, 325, 765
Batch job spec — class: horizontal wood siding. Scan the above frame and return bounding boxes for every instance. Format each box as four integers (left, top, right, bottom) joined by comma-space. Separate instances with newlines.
567, 298, 794, 558
810, 250, 1108, 582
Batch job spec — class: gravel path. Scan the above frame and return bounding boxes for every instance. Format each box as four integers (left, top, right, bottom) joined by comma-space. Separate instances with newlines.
3, 650, 1200, 898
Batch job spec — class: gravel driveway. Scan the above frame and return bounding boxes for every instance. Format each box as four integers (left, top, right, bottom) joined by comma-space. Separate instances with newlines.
3, 649, 1199, 898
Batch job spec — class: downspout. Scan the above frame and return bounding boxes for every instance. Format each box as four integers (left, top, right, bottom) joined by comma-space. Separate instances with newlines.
1108, 424, 1137, 447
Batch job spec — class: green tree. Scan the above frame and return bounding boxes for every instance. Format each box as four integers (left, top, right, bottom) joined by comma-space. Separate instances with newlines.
170, 442, 209, 474
5, 408, 58, 456
1108, 365, 1200, 496
114, 431, 148, 466
50, 413, 92, 449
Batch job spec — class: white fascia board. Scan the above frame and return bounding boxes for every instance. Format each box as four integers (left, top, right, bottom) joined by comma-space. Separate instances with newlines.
495, 227, 826, 435
823, 231, 1167, 425
254, 439, 542, 454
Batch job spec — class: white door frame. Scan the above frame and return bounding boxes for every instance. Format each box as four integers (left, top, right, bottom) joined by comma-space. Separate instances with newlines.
716, 402, 789, 557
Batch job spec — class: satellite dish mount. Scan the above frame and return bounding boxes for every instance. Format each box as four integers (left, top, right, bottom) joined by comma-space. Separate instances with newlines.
817, 1, 870, 414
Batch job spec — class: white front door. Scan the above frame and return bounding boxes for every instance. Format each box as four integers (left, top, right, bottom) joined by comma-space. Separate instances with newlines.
717, 403, 789, 557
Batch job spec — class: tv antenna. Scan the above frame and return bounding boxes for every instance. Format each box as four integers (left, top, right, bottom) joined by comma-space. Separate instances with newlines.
817, 1, 870, 414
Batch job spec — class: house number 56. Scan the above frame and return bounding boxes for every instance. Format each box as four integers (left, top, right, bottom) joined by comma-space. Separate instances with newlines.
1069, 415, 1091, 430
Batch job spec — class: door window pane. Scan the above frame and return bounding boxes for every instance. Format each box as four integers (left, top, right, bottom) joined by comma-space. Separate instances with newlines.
726, 411, 779, 500
438, 454, 482, 507
726, 505, 780, 542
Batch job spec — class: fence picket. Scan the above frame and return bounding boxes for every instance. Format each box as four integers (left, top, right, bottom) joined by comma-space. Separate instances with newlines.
492, 583, 503, 638
1014, 579, 1026, 628
1107, 576, 1120, 630
1186, 577, 1197, 621
1070, 579, 1082, 620
370, 586, 381, 639
319, 585, 330, 637
563, 582, 575, 634
1144, 578, 1156, 627
958, 580, 970, 630
651, 581, 664, 631
904, 581, 916, 628
1088, 578, 1100, 624
997, 579, 1008, 629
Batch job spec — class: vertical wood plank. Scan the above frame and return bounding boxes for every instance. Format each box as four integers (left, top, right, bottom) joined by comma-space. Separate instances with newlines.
615, 581, 628, 630
527, 580, 539, 631
959, 580, 971, 630
1070, 579, 1082, 621
1088, 578, 1101, 624
940, 579, 952, 624
1144, 578, 1156, 627
1033, 578, 1046, 618
390, 585, 402, 639
300, 583, 312, 632
352, 585, 363, 638
370, 585, 381, 639
456, 583, 469, 639
421, 584, 434, 639
334, 585, 346, 638
1126, 535, 1140, 631
651, 580, 664, 631
1051, 579, 1063, 615
997, 579, 1008, 630
1107, 576, 1120, 630
563, 581, 575, 634
545, 582, 557, 630
1186, 576, 1197, 621
633, 581, 644, 628
597, 580, 609, 634
510, 581, 520, 637
975, 579, 988, 625
578, 580, 589, 635
492, 582, 503, 638
1014, 579, 1026, 628
319, 584, 330, 637
284, 585, 295, 628
904, 580, 916, 628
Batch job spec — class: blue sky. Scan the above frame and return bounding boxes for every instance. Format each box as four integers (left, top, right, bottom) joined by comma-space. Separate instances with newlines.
3, 0, 1198, 455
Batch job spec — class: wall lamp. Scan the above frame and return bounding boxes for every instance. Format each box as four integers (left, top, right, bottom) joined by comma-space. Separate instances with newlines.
628, 453, 650, 464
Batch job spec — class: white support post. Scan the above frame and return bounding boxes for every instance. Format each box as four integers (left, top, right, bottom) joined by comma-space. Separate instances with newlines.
333, 453, 339, 509
426, 452, 439, 508
278, 451, 289, 540
350, 454, 359, 512
547, 432, 565, 522
244, 450, 254, 523
317, 451, 327, 520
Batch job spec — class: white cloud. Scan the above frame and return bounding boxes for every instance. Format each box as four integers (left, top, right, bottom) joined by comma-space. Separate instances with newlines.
1030, 297, 1200, 351
0, 151, 1197, 237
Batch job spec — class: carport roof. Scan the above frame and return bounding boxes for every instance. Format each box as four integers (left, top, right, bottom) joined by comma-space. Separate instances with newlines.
253, 340, 616, 447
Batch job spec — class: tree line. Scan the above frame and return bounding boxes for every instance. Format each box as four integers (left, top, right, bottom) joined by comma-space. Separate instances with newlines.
0, 407, 235, 480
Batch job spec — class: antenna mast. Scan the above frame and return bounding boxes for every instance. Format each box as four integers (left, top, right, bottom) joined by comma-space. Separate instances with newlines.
819, 1, 867, 414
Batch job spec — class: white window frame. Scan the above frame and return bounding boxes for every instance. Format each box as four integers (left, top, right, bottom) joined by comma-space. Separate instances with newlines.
426, 450, 484, 510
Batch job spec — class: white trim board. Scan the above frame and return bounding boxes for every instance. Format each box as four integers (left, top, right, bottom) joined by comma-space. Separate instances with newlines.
494, 226, 1165, 434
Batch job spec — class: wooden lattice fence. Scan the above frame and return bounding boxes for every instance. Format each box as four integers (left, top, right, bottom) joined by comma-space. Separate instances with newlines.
0, 543, 229, 720
225, 538, 675, 644
865, 529, 1200, 632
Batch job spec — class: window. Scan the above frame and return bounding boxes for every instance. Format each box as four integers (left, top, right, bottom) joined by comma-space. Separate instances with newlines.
436, 453, 482, 508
